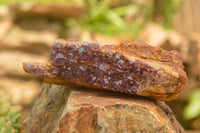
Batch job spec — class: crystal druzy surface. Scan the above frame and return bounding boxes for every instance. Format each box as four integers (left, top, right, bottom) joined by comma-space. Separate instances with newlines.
23, 39, 187, 101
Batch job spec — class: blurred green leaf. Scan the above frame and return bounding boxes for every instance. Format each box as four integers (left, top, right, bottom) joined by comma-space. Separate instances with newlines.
0, 95, 12, 105
7, 108, 21, 120
0, 127, 6, 133
155, 0, 183, 29
0, 117, 6, 129
0, 104, 10, 117
5, 121, 12, 133
11, 113, 21, 124
0, 0, 74, 4
0, 95, 21, 133
112, 5, 138, 16
12, 124, 21, 131
183, 90, 200, 120
65, 0, 150, 36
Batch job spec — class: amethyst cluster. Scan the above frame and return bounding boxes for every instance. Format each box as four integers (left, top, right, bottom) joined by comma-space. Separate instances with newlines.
48, 40, 162, 94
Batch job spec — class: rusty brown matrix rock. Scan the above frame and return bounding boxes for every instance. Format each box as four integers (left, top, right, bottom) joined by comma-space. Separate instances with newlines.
23, 39, 187, 101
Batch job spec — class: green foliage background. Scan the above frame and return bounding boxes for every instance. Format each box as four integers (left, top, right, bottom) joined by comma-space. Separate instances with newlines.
183, 90, 200, 121
0, 95, 21, 133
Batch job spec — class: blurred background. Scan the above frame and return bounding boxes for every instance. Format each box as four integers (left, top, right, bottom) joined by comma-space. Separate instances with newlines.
0, 0, 199, 131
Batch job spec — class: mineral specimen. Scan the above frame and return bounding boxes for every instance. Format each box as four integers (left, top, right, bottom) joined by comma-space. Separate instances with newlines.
23, 39, 187, 101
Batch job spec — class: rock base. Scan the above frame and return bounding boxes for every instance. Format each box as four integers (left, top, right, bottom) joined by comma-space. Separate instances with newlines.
22, 84, 184, 133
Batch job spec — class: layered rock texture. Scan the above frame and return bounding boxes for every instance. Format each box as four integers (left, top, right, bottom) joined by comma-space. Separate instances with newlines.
22, 84, 184, 133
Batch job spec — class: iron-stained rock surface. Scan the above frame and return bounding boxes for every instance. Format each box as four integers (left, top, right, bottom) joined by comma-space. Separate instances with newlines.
22, 84, 184, 133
